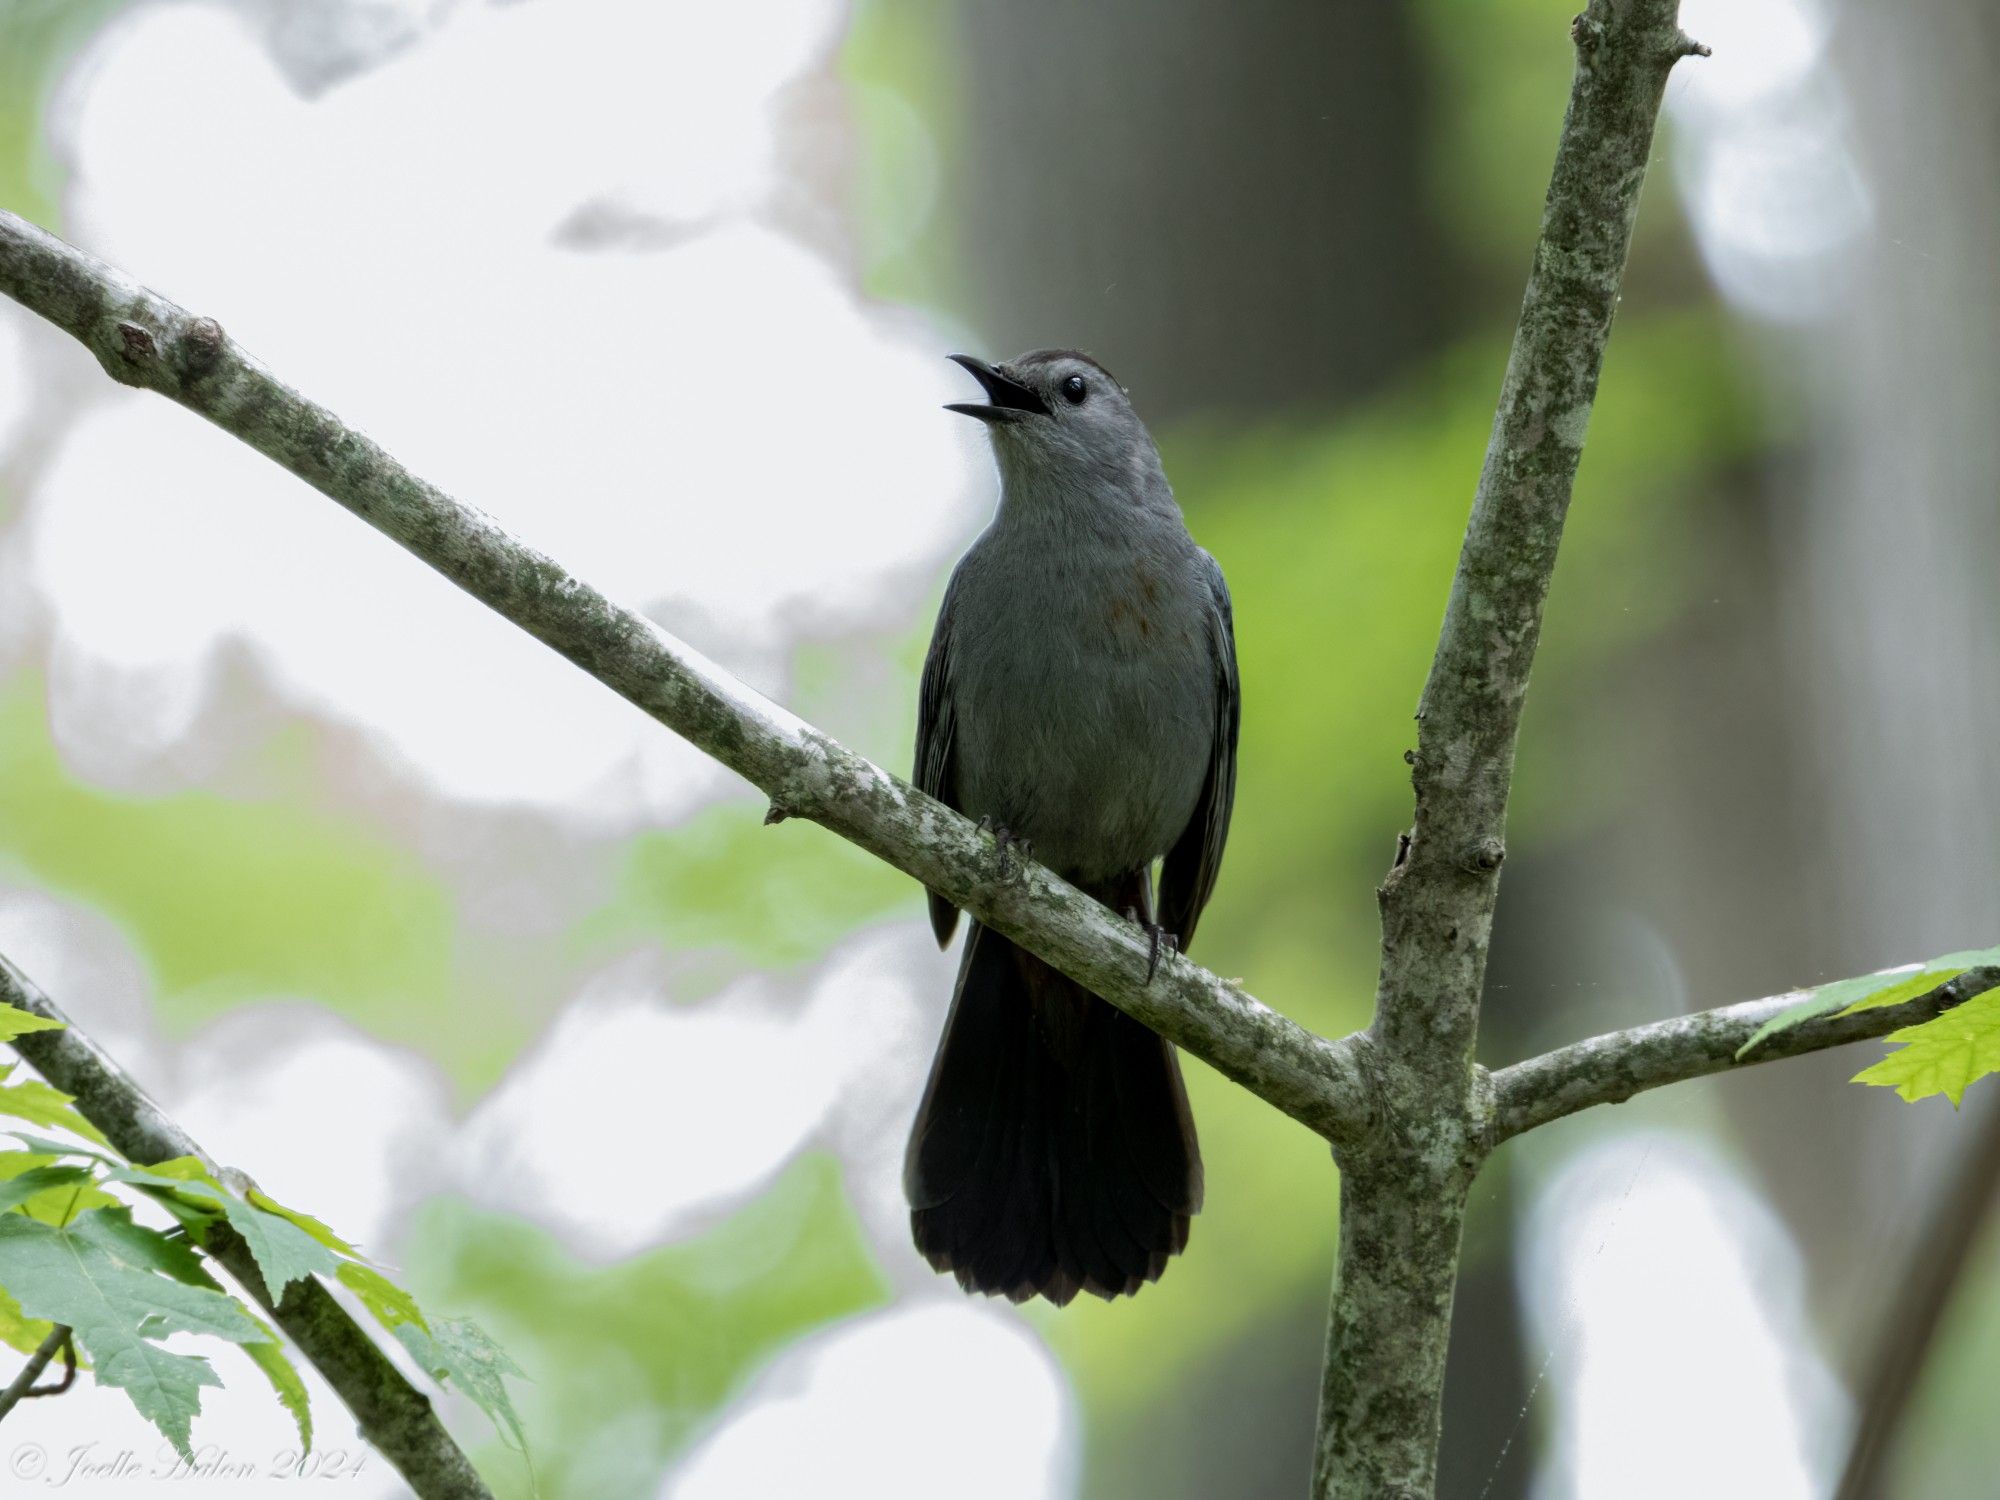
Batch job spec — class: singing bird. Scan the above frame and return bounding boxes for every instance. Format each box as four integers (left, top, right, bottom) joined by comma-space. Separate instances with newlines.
905, 349, 1239, 1304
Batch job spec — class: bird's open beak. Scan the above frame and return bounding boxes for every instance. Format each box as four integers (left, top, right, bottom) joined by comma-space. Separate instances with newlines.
945, 354, 1050, 423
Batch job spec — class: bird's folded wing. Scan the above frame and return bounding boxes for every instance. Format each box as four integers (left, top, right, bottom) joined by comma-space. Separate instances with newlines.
1158, 551, 1239, 950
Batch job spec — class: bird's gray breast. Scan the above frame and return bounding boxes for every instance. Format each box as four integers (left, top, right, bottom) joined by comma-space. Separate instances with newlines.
946, 524, 1217, 882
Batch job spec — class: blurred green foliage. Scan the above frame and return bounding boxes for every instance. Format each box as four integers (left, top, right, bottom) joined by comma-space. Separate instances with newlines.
0, 0, 127, 223
579, 802, 911, 972
840, 0, 961, 311
403, 1154, 888, 1497
1410, 0, 1578, 284
0, 681, 457, 1037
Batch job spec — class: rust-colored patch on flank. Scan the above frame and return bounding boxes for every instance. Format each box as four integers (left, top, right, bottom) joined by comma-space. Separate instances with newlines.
1103, 566, 1163, 642
1105, 592, 1154, 641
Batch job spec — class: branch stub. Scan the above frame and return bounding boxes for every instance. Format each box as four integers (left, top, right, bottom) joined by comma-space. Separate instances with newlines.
1459, 836, 1506, 875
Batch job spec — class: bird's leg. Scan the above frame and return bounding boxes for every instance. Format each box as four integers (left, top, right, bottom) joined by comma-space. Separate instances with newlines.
977, 816, 1032, 881
1122, 908, 1180, 985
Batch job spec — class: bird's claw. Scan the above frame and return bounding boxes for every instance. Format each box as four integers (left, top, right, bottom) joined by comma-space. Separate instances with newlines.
1123, 909, 1179, 985
978, 817, 1031, 881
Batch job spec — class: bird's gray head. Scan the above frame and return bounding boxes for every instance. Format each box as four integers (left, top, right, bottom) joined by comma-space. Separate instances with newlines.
946, 349, 1167, 506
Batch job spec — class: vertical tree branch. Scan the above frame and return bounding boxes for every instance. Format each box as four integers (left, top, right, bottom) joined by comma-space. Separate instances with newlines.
1314, 4, 1702, 1493
0, 955, 495, 1500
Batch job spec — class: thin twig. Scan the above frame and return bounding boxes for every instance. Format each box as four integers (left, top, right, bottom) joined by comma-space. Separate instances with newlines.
26, 1330, 76, 1401
0, 953, 494, 1500
1487, 966, 2000, 1143
0, 1326, 72, 1420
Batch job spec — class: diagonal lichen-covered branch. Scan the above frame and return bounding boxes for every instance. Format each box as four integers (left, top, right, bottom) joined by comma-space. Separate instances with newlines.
0, 952, 494, 1500
0, 206, 1370, 1151
1488, 965, 2000, 1142
1314, 3, 1706, 1495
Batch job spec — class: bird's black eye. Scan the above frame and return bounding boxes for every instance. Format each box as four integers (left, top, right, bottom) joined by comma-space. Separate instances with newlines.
1060, 373, 1088, 405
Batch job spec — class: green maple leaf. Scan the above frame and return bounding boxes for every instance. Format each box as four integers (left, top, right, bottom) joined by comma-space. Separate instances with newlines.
16, 1180, 121, 1227
336, 1260, 427, 1333
0, 1068, 111, 1147
396, 1316, 533, 1465
246, 1188, 366, 1260
211, 1194, 340, 1297
0, 1008, 65, 1043
1842, 947, 2000, 1010
348, 1254, 534, 1478
0, 1162, 93, 1215
83, 1200, 315, 1455
1736, 947, 2000, 1059
107, 1163, 340, 1296
130, 1157, 217, 1186
1853, 987, 2000, 1106
0, 1149, 118, 1224
239, 1314, 314, 1455
4, 1130, 118, 1165
42, 1203, 214, 1287
0, 1280, 54, 1356
0, 1209, 263, 1457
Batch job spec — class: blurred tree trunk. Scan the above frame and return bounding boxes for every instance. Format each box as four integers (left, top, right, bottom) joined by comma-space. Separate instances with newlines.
1574, 0, 2000, 1479
950, 0, 1451, 422
1702, 0, 2000, 1387
1795, 3, 2000, 978
1790, 0, 2000, 1472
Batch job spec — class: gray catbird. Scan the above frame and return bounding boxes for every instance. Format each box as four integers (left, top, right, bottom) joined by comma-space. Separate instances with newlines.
905, 348, 1239, 1305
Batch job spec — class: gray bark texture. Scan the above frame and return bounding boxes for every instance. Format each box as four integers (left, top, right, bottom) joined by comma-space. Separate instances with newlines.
1490, 965, 2000, 1144
0, 953, 495, 1499
0, 5, 1987, 1487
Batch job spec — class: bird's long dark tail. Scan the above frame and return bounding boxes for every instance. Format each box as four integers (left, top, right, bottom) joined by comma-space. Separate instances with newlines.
904, 913, 1203, 1305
